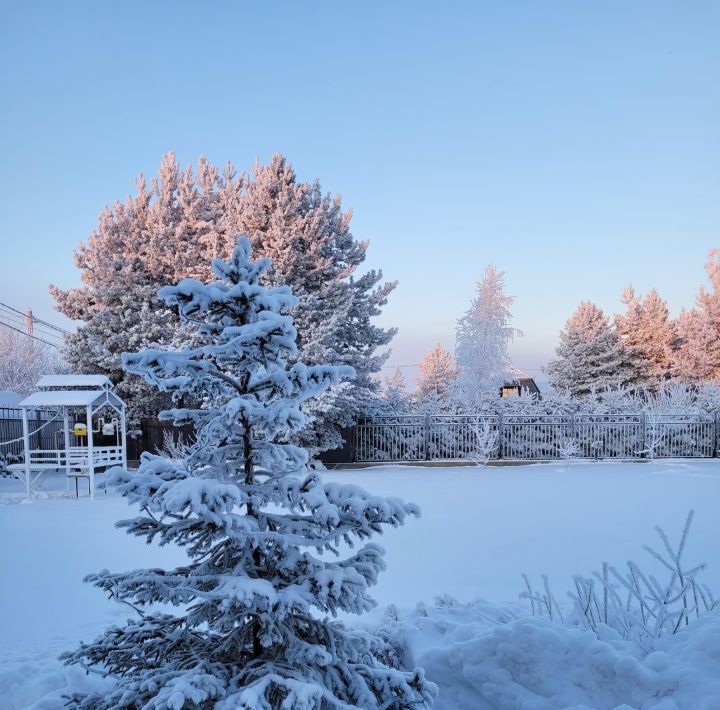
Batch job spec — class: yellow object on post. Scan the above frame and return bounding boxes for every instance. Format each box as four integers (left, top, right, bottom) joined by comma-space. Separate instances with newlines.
73, 423, 88, 437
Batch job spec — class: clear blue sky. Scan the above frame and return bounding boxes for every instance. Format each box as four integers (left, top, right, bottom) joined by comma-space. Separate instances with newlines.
1, 1, 718, 383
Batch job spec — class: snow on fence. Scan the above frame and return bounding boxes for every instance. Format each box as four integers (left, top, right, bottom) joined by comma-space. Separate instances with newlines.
353, 413, 719, 462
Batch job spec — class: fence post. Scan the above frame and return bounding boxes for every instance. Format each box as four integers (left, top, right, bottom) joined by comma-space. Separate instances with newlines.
424, 413, 431, 461
714, 412, 718, 459
640, 412, 647, 459
497, 413, 503, 460
34, 410, 42, 451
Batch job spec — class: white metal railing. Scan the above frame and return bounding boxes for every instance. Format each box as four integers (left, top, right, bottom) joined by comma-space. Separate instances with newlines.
25, 446, 124, 469
354, 413, 719, 462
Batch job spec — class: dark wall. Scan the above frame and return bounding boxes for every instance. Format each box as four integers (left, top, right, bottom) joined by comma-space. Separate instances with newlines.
127, 419, 196, 463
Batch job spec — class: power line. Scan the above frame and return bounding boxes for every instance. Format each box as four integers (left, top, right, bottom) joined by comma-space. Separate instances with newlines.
0, 302, 71, 336
0, 319, 60, 348
0, 313, 64, 345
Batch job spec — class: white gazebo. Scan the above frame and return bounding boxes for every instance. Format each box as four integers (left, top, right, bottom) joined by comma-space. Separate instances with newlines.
11, 375, 127, 500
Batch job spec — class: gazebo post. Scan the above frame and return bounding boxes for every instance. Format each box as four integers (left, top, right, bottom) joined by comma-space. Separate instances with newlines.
86, 404, 95, 501
63, 406, 71, 495
21, 406, 31, 501
120, 404, 128, 470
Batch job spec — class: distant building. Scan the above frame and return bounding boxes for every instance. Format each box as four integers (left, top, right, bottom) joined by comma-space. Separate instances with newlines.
500, 367, 540, 399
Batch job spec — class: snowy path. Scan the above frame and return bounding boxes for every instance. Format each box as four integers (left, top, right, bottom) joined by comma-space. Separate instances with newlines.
1, 460, 719, 708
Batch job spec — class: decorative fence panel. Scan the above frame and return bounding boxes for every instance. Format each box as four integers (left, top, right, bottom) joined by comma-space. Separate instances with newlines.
353, 413, 719, 463
651, 414, 715, 458
501, 415, 572, 460
428, 415, 499, 460
354, 416, 426, 463
574, 414, 644, 459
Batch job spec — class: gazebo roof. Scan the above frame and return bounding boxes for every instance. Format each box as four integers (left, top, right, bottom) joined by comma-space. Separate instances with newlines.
36, 375, 113, 390
19, 374, 124, 411
20, 390, 111, 407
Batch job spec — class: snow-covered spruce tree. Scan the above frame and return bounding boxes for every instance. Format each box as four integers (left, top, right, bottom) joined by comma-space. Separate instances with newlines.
61, 238, 434, 709
546, 301, 638, 398
455, 265, 521, 408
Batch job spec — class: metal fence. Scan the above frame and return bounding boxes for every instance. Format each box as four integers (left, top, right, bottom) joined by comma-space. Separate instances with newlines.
353, 413, 719, 462
0, 407, 67, 459
4, 409, 717, 465
0, 412, 193, 464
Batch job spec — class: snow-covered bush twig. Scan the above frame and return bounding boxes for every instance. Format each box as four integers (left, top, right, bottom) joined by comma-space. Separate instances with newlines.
521, 511, 716, 652
159, 429, 190, 461
557, 438, 580, 466
468, 420, 498, 466
636, 411, 665, 459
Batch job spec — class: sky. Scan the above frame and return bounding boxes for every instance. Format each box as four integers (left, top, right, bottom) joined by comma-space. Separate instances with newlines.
1, 0, 718, 386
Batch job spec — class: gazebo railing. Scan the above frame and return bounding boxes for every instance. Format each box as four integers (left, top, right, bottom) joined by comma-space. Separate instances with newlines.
25, 445, 125, 469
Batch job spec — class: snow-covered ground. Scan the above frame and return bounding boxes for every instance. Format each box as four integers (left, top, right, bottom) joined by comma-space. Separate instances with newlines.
1, 460, 719, 708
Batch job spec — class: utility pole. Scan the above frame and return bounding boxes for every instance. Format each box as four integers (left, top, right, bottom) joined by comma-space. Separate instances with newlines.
25, 309, 33, 335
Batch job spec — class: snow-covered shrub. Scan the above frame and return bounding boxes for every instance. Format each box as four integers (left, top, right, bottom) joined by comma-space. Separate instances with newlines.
0, 451, 22, 477
159, 428, 191, 461
521, 511, 716, 652
557, 438, 580, 465
61, 237, 435, 709
468, 420, 499, 466
636, 411, 665, 460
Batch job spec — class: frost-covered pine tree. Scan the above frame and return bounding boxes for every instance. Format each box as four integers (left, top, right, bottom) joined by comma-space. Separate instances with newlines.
414, 343, 456, 411
546, 301, 637, 397
52, 153, 396, 448
382, 367, 409, 414
235, 154, 397, 454
615, 286, 674, 388
61, 237, 434, 709
673, 249, 720, 382
50, 154, 211, 430
455, 265, 520, 408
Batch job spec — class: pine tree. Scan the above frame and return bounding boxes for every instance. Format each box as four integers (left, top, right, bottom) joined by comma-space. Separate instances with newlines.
673, 250, 720, 382
382, 367, 409, 413
61, 238, 434, 709
547, 301, 637, 397
415, 343, 456, 409
235, 155, 397, 454
615, 286, 674, 388
641, 289, 675, 381
50, 154, 210, 429
455, 265, 520, 407
51, 153, 395, 448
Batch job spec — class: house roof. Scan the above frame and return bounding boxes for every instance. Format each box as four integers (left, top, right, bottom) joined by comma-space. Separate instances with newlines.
503, 366, 541, 395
